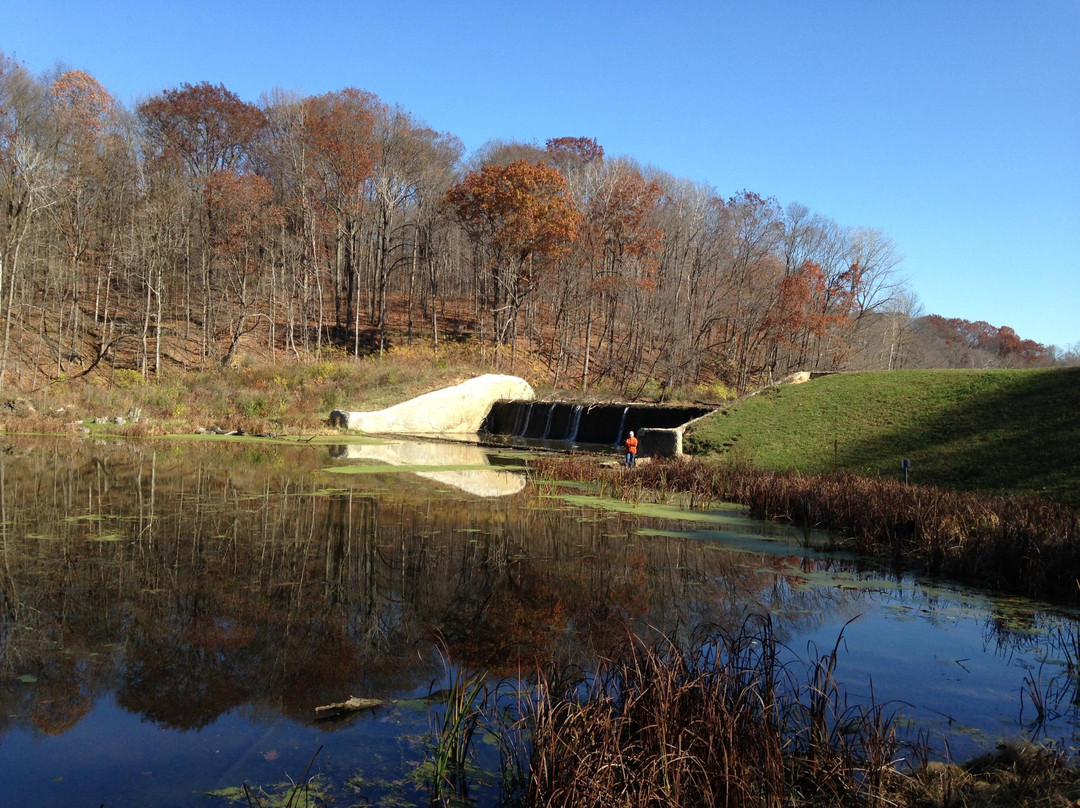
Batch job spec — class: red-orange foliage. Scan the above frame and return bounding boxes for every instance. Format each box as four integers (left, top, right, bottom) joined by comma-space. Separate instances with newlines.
923, 315, 1049, 366
138, 82, 266, 177
204, 170, 281, 259
50, 69, 113, 139
302, 88, 378, 213
588, 167, 663, 267
768, 260, 858, 365
447, 160, 581, 346
447, 159, 580, 267
545, 135, 605, 166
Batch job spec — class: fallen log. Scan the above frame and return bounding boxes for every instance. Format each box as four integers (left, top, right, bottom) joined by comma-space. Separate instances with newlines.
314, 696, 384, 719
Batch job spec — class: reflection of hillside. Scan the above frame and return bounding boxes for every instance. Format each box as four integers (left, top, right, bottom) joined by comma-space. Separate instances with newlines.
327, 439, 526, 496
0, 437, 942, 742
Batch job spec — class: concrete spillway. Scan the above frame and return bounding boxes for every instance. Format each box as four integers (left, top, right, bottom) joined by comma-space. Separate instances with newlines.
481, 401, 712, 448
327, 373, 715, 458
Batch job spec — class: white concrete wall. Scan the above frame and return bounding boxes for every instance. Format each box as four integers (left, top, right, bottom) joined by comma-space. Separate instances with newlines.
331, 374, 535, 435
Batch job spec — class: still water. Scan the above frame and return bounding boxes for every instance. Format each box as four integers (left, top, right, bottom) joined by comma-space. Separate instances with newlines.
0, 436, 1077, 806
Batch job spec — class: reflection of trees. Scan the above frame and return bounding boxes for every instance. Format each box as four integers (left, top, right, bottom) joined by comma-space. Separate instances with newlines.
4, 436, 1062, 743
28, 655, 99, 735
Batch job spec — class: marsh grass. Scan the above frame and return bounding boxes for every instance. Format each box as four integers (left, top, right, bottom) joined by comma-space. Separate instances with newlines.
480, 622, 1080, 806
415, 618, 906, 807
896, 742, 1080, 808
518, 617, 911, 808
427, 642, 489, 806
533, 455, 1080, 605
418, 619, 917, 807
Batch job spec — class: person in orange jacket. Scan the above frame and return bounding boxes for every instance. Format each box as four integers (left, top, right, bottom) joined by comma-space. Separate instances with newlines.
624, 430, 638, 467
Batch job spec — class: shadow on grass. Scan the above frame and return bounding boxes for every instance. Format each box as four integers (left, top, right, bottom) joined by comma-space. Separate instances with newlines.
833, 368, 1080, 505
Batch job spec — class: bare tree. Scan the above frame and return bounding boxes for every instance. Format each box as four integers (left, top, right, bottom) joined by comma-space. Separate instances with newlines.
0, 54, 59, 391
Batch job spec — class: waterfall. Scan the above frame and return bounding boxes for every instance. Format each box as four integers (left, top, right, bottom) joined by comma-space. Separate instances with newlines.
541, 403, 556, 439
481, 400, 712, 448
567, 404, 584, 442
517, 402, 534, 437
510, 404, 526, 437
614, 406, 629, 444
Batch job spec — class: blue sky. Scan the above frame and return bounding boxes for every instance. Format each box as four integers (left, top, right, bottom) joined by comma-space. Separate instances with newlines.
6, 1, 1079, 348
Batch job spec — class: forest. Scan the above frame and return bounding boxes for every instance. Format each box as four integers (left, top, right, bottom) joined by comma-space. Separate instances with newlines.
1, 53, 1073, 400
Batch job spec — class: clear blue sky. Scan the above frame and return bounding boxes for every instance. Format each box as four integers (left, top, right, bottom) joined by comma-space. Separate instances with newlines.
6, 1, 1079, 349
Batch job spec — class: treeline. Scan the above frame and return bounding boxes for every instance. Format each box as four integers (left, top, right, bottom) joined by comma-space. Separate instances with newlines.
0, 55, 1067, 397
907, 315, 1072, 369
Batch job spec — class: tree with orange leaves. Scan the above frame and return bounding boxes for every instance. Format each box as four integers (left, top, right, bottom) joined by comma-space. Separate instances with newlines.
138, 82, 265, 178
51, 69, 113, 140
301, 88, 378, 346
447, 160, 580, 361
138, 82, 266, 358
769, 259, 856, 372
545, 136, 604, 171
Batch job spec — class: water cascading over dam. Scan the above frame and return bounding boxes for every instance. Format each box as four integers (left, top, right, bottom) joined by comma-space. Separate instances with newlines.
481, 401, 712, 446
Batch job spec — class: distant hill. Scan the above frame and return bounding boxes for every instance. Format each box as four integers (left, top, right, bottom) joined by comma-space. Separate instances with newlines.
843, 311, 1078, 372
683, 368, 1080, 505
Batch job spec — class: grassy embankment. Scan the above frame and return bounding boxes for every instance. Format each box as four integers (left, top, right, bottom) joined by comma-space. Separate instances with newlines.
11, 360, 1077, 510
684, 367, 1080, 505
10, 358, 1079, 603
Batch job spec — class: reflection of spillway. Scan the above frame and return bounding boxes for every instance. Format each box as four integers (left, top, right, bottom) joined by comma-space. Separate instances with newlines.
328, 440, 526, 497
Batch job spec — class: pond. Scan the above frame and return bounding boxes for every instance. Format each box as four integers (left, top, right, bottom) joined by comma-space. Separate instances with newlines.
0, 435, 1077, 807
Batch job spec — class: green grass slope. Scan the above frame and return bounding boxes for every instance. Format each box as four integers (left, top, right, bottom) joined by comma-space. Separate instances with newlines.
683, 368, 1080, 505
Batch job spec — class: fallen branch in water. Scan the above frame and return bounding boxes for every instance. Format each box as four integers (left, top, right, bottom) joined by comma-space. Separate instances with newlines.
314, 696, 384, 719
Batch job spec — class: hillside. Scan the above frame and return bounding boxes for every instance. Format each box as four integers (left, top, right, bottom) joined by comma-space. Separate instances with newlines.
683, 368, 1080, 505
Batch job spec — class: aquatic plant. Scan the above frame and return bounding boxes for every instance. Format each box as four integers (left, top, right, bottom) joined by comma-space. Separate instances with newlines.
206, 746, 325, 807
427, 640, 489, 806
896, 742, 1080, 808
531, 455, 1080, 605
209, 620, 1080, 806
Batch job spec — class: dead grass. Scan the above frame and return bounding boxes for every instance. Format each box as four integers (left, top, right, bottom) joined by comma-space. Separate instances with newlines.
0, 342, 503, 435
892, 742, 1080, 807
522, 619, 899, 807
531, 455, 1080, 605
453, 621, 1080, 806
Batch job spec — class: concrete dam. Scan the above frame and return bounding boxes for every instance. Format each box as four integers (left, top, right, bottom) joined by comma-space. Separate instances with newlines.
329, 375, 718, 458
481, 401, 712, 450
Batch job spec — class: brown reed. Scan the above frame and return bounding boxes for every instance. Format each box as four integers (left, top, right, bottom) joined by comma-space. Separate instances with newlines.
530, 455, 1080, 605
519, 618, 900, 808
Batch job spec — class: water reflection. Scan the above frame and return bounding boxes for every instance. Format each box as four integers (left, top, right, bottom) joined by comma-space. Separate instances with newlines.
0, 436, 1077, 807
326, 438, 527, 496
